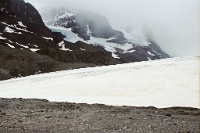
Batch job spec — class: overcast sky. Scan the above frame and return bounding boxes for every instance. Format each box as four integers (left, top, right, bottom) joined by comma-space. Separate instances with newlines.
24, 0, 199, 56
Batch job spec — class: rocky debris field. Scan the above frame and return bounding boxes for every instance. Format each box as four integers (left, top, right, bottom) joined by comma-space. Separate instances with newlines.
0, 98, 199, 133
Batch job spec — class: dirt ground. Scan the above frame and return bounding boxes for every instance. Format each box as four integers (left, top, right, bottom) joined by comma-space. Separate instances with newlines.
0, 98, 199, 133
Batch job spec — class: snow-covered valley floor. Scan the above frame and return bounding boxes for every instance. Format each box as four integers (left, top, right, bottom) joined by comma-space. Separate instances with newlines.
0, 57, 199, 108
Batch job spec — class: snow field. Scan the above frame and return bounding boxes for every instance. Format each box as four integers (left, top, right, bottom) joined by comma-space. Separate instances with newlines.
0, 57, 199, 108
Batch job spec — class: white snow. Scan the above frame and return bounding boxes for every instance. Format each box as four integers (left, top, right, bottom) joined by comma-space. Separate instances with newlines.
127, 50, 136, 53
0, 57, 199, 108
0, 35, 6, 40
4, 26, 15, 33
16, 32, 22, 34
42, 36, 53, 41
147, 57, 151, 60
48, 25, 84, 43
87, 37, 133, 58
62, 47, 73, 52
153, 49, 160, 55
58, 41, 73, 51
1, 8, 5, 12
80, 48, 85, 51
18, 21, 27, 28
1, 22, 33, 34
58, 41, 64, 47
1, 22, 9, 25
47, 25, 136, 58
16, 42, 29, 48
147, 51, 155, 56
30, 48, 40, 52
6, 43, 15, 48
86, 24, 91, 35
33, 45, 38, 48
8, 40, 13, 43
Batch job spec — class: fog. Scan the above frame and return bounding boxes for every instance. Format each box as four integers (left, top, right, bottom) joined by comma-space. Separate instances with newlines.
24, 0, 199, 56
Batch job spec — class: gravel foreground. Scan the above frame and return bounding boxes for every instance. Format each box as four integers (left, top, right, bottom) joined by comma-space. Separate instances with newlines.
0, 98, 199, 133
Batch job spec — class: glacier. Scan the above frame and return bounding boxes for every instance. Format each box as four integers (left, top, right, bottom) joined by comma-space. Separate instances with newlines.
0, 57, 199, 108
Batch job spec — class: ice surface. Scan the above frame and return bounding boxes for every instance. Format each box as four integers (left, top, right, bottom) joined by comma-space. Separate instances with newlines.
0, 57, 199, 108
48, 25, 84, 43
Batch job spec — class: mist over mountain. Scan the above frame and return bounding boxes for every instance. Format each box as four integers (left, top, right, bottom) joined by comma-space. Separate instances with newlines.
25, 0, 200, 56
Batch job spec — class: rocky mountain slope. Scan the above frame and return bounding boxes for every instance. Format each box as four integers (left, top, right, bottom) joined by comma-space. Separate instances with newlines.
0, 0, 170, 80
0, 0, 120, 80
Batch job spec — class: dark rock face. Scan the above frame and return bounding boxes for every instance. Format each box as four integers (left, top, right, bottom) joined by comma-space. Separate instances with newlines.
37, 41, 121, 65
117, 41, 170, 63
0, 0, 44, 25
75, 12, 126, 43
0, 45, 97, 80
0, 45, 56, 80
0, 0, 63, 49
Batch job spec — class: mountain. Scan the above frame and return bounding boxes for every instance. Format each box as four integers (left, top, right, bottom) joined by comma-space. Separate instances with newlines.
0, 0, 170, 80
0, 0, 119, 80
42, 9, 170, 62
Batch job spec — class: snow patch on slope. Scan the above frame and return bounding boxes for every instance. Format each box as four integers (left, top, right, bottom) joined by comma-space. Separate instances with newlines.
0, 35, 6, 40
48, 25, 136, 58
42, 36, 53, 41
87, 37, 134, 58
4, 27, 15, 33
48, 25, 84, 43
1, 22, 33, 34
147, 51, 155, 56
18, 21, 27, 28
58, 40, 73, 51
6, 43, 15, 48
